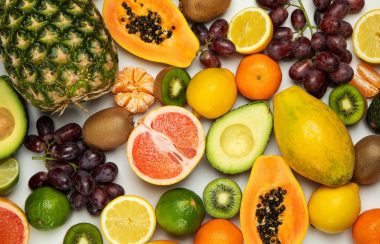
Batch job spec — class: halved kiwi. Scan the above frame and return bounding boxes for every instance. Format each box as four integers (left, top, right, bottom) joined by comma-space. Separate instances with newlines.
63, 223, 103, 244
153, 67, 191, 106
203, 178, 242, 219
329, 84, 367, 125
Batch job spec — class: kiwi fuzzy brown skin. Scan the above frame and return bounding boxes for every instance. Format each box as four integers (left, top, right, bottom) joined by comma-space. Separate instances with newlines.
353, 135, 380, 185
179, 0, 232, 23
153, 67, 172, 104
83, 107, 133, 151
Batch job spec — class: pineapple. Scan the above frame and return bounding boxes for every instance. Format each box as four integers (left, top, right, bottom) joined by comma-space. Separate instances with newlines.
0, 0, 118, 113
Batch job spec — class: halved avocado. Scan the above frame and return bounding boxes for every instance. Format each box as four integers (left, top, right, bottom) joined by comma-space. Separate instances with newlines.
206, 102, 273, 174
0, 76, 28, 159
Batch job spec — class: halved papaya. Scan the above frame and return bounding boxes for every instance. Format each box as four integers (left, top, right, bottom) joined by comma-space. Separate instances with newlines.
102, 0, 199, 67
240, 156, 309, 244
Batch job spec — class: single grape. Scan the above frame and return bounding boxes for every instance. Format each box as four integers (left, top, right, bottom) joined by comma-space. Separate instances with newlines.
348, 0, 365, 13
328, 63, 354, 84
269, 7, 288, 27
47, 167, 72, 191
92, 162, 118, 183
89, 187, 109, 210
266, 39, 292, 60
320, 17, 341, 34
100, 183, 125, 200
47, 144, 58, 158
36, 116, 54, 143
337, 49, 353, 64
199, 50, 221, 68
313, 0, 331, 11
78, 148, 105, 170
315, 51, 340, 72
326, 34, 347, 54
292, 36, 312, 59
311, 32, 327, 51
308, 80, 328, 98
273, 27, 293, 41
304, 70, 328, 98
289, 59, 313, 82
291, 9, 306, 30
50, 162, 75, 175
55, 142, 80, 161
314, 9, 324, 26
69, 191, 88, 210
28, 171, 48, 190
191, 23, 209, 45
76, 139, 87, 155
73, 170, 96, 195
54, 123, 82, 144
324, 0, 350, 20
24, 135, 46, 153
208, 19, 229, 39
276, 0, 289, 4
339, 21, 353, 38
209, 37, 236, 56
256, 0, 276, 9
87, 202, 102, 216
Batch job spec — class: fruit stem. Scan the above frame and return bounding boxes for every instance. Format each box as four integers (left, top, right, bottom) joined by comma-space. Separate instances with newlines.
296, 0, 314, 35
286, 2, 300, 8
32, 156, 56, 161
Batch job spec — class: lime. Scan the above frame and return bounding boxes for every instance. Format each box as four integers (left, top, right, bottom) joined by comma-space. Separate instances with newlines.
25, 187, 71, 230
0, 157, 19, 195
155, 188, 205, 236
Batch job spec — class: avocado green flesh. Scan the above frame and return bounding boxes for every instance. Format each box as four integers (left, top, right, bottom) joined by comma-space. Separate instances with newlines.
206, 102, 273, 174
0, 77, 28, 160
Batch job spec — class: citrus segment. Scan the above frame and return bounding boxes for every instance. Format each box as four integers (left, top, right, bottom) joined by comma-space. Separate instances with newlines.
357, 62, 380, 88
0, 157, 19, 195
100, 195, 156, 244
349, 74, 379, 98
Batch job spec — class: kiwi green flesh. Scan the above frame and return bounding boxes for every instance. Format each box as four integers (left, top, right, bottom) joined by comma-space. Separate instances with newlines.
203, 178, 242, 219
329, 84, 366, 126
63, 223, 103, 244
161, 68, 191, 106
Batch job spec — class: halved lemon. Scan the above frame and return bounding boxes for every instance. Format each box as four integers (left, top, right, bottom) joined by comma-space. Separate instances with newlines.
100, 195, 156, 244
227, 7, 273, 54
353, 9, 380, 63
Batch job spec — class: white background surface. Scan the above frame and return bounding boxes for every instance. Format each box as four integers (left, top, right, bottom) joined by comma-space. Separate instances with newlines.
1, 0, 380, 243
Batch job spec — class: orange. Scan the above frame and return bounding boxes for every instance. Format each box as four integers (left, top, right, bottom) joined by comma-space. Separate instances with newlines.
357, 62, 380, 89
349, 74, 379, 98
236, 54, 282, 100
194, 219, 243, 244
352, 209, 380, 244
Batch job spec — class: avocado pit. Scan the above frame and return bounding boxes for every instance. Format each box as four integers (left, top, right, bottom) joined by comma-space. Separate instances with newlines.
0, 107, 15, 141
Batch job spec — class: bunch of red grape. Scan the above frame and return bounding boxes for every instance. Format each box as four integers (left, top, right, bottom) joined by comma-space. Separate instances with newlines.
191, 19, 236, 68
24, 116, 125, 216
258, 0, 364, 98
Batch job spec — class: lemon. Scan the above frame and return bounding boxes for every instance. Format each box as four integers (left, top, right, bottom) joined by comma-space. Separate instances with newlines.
308, 183, 361, 234
186, 68, 237, 119
0, 157, 19, 195
353, 9, 380, 63
100, 195, 156, 244
228, 7, 273, 54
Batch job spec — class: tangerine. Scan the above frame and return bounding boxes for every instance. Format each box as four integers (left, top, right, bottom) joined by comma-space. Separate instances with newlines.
194, 219, 243, 244
236, 54, 282, 100
352, 208, 380, 244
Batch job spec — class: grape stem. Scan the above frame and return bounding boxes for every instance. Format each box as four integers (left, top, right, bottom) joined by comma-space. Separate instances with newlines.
296, 0, 314, 35
32, 156, 56, 161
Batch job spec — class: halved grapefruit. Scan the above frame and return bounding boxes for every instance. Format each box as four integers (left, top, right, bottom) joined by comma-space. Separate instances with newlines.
0, 197, 29, 244
127, 106, 205, 185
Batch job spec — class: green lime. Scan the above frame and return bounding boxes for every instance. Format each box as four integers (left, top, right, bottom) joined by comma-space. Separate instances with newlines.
155, 188, 205, 236
25, 187, 71, 230
0, 157, 19, 195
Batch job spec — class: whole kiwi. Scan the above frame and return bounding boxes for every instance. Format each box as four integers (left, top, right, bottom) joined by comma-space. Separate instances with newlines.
353, 135, 380, 185
179, 0, 232, 23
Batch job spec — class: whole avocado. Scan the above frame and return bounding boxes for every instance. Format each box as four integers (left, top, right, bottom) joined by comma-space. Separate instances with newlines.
367, 93, 380, 132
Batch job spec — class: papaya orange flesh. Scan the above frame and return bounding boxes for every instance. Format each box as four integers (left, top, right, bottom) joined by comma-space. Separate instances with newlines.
240, 155, 309, 244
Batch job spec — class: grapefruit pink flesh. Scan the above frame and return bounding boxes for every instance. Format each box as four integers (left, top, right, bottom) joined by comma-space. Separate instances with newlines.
0, 208, 25, 243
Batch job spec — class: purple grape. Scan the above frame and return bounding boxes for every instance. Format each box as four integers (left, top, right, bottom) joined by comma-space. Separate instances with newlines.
208, 19, 229, 39
55, 142, 80, 161
273, 27, 293, 41
36, 116, 54, 143
289, 59, 313, 82
89, 187, 109, 210
348, 0, 365, 13
326, 34, 347, 54
304, 69, 328, 98
28, 171, 48, 190
92, 162, 118, 183
314, 9, 324, 26
337, 49, 353, 64
69, 191, 88, 210
269, 7, 288, 27
199, 50, 221, 68
100, 183, 125, 200
311, 32, 327, 51
87, 202, 102, 216
50, 162, 74, 175
292, 36, 312, 59
291, 9, 306, 30
339, 21, 353, 38
191, 23, 209, 45
320, 17, 341, 34
209, 37, 236, 56
313, 0, 331, 11
54, 123, 82, 144
24, 135, 46, 153
324, 0, 350, 20
47, 144, 58, 158
73, 170, 96, 195
315, 51, 340, 72
47, 167, 72, 191
267, 39, 292, 60
76, 139, 87, 155
328, 63, 354, 84
78, 148, 105, 170
256, 0, 276, 9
